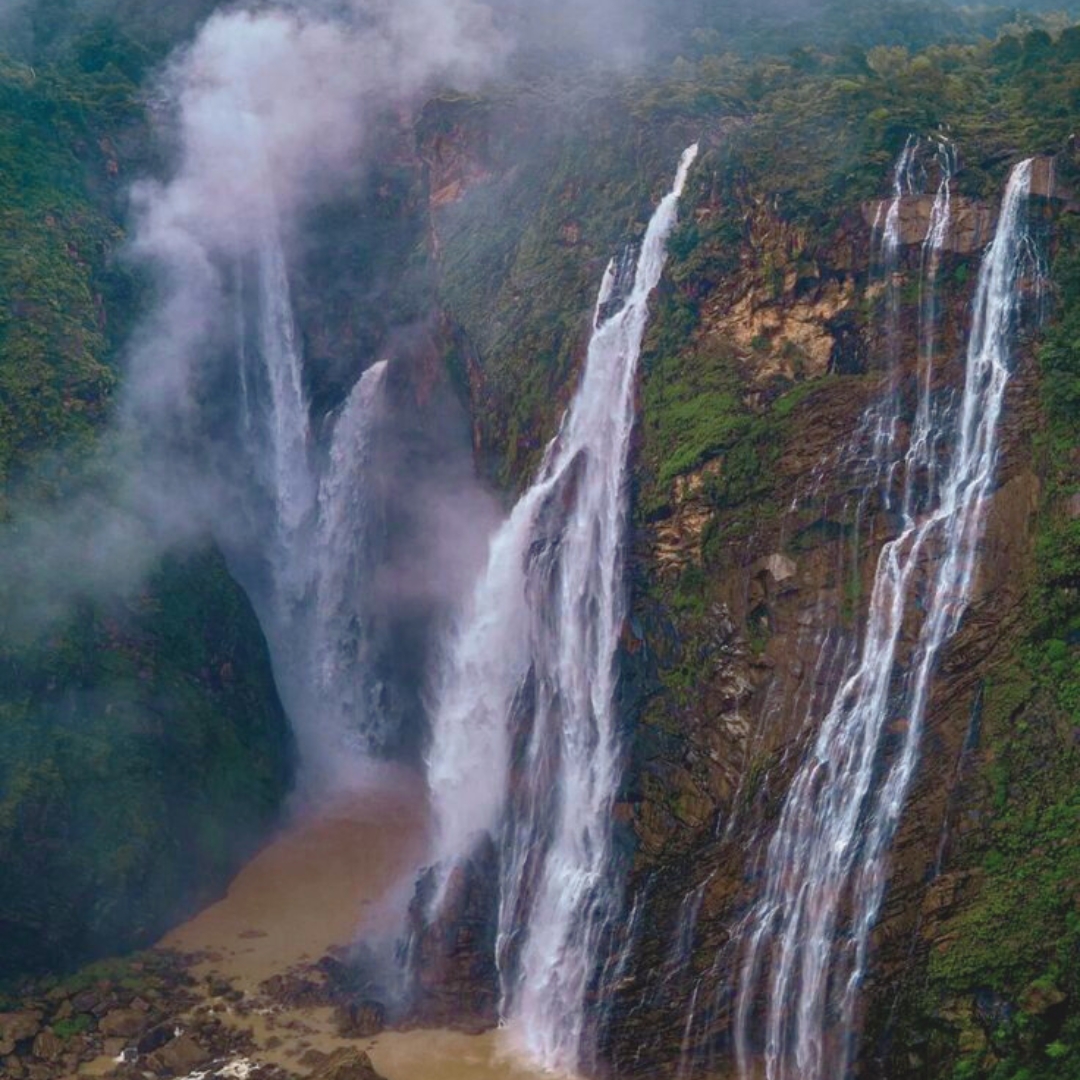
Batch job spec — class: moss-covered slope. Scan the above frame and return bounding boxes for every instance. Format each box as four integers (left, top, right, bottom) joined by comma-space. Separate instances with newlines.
0, 549, 293, 979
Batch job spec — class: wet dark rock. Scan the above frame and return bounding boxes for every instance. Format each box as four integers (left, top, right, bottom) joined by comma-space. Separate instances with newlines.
308, 1047, 387, 1080
144, 1033, 211, 1076
90, 994, 120, 1018
70, 990, 101, 1015
99, 1008, 149, 1039
333, 1000, 385, 1038
206, 978, 233, 999
138, 1022, 179, 1055
258, 973, 329, 1010
404, 836, 500, 1031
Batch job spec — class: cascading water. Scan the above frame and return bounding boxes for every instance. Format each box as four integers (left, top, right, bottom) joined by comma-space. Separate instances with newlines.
426, 143, 699, 1074
229, 114, 394, 782
233, 112, 318, 605
311, 361, 390, 765
733, 156, 1040, 1080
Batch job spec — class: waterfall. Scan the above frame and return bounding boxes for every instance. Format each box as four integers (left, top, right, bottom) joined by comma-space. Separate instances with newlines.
426, 142, 699, 1073
311, 361, 390, 766
871, 134, 919, 495
256, 222, 317, 559
234, 111, 318, 605
229, 113, 395, 784
236, 261, 392, 782
734, 157, 1038, 1080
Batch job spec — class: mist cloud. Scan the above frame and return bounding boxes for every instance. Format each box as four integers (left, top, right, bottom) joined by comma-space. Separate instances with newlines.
0, 0, 653, 784
0, 0, 508, 615
127, 0, 504, 422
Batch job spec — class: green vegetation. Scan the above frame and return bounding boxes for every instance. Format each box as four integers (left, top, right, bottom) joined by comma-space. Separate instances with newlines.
425, 90, 699, 489
52, 1014, 92, 1040
0, 548, 293, 979
5, 0, 1080, 1068
0, 54, 142, 490
0, 25, 294, 979
441, 21, 1080, 499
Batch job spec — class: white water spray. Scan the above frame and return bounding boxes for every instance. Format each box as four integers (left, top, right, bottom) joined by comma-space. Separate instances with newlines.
232, 151, 393, 782
310, 361, 390, 770
734, 158, 1038, 1080
427, 143, 699, 1073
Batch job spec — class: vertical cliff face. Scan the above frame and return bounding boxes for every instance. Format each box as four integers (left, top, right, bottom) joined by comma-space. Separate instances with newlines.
607, 150, 1076, 1078
7, 10, 1080, 1075
419, 39, 1080, 1075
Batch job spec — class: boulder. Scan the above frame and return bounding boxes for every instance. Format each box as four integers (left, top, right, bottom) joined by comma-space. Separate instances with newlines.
98, 1008, 148, 1039
144, 1033, 211, 1076
70, 990, 100, 1015
309, 1048, 387, 1080
31, 1029, 63, 1062
334, 1000, 386, 1039
138, 1022, 179, 1055
0, 1011, 43, 1056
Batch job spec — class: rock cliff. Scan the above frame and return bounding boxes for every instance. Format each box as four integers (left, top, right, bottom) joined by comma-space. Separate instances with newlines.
417, 33, 1080, 1078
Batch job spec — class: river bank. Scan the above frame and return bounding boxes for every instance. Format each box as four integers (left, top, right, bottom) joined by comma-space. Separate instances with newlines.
1, 768, 555, 1080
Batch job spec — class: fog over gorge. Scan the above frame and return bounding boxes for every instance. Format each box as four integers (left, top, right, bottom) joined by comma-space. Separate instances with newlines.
1, 0, 515, 783
2, 1, 1080, 1079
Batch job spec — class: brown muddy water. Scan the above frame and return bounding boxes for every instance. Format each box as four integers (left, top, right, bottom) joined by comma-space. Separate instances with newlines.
152, 766, 556, 1080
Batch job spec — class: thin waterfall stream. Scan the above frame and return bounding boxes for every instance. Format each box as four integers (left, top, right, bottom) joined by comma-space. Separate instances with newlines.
230, 112, 396, 785
733, 156, 1041, 1080
426, 143, 699, 1075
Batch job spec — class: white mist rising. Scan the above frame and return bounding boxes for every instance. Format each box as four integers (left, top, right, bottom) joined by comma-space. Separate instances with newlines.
0, 0, 511, 797
127, 0, 503, 426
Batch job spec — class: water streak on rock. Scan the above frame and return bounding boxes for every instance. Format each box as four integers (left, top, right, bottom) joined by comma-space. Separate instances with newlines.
734, 156, 1038, 1080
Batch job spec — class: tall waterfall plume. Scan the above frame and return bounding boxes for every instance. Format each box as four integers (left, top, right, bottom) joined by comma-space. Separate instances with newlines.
733, 156, 1040, 1080
311, 361, 391, 770
426, 143, 699, 1074
232, 181, 393, 786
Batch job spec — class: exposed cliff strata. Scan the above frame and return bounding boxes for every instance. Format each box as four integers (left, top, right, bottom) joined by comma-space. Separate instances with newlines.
698, 201, 861, 387
602, 164, 1072, 1078
860, 193, 996, 252
412, 69, 1080, 1074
